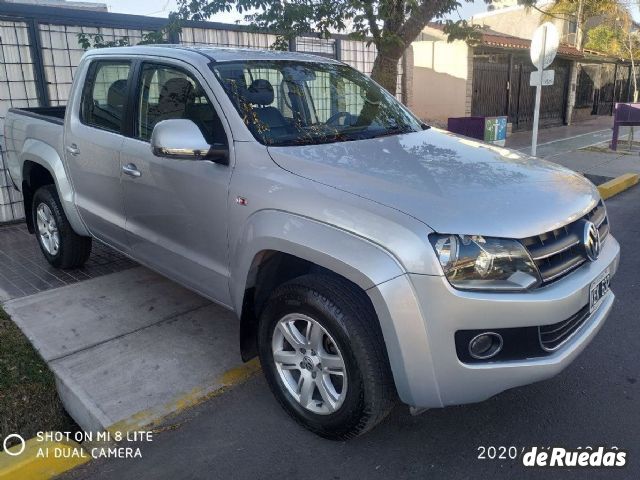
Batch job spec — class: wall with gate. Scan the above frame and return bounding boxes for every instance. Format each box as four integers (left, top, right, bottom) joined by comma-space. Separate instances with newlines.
573, 62, 635, 122
0, 3, 409, 223
471, 50, 571, 132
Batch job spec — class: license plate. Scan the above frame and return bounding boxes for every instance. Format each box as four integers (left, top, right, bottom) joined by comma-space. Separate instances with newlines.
589, 268, 611, 314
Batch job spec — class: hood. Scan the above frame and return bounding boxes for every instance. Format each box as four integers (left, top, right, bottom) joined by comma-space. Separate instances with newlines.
267, 128, 600, 239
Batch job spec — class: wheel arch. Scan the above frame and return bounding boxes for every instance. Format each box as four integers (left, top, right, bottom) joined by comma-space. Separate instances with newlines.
231, 210, 405, 361
22, 160, 55, 233
19, 139, 89, 236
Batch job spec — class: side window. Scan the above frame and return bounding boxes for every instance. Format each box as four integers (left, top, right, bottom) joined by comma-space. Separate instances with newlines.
136, 64, 227, 146
80, 61, 131, 133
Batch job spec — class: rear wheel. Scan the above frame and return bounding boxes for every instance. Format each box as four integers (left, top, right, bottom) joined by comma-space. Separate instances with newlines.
32, 185, 92, 269
258, 274, 396, 440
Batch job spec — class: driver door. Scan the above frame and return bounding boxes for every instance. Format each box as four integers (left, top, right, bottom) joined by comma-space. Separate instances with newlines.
121, 61, 233, 305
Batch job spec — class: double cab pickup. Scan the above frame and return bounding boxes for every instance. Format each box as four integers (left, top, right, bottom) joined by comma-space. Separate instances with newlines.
4, 45, 619, 439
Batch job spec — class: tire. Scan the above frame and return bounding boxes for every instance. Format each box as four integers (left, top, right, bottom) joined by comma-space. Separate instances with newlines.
32, 185, 92, 269
258, 273, 396, 440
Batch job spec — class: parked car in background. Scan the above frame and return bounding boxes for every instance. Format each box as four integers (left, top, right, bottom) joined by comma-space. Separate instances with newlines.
3, 45, 619, 439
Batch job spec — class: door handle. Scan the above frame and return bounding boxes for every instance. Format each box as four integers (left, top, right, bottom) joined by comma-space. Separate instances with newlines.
66, 144, 80, 156
122, 163, 142, 178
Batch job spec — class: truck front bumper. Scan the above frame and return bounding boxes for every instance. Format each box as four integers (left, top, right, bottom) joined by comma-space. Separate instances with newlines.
368, 235, 620, 409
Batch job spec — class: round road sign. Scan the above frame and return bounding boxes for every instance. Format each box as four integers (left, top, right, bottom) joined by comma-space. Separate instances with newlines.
530, 22, 559, 70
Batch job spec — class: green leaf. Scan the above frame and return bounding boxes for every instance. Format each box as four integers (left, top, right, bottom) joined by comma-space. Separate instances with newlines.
442, 20, 482, 44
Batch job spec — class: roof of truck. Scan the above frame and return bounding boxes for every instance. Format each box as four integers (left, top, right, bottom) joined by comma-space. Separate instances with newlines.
84, 44, 342, 64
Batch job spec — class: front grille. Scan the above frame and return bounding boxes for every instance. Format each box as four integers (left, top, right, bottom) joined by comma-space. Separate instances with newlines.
539, 304, 590, 351
521, 201, 609, 285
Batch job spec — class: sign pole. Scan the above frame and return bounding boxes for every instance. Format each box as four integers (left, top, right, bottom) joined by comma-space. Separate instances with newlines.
531, 25, 547, 157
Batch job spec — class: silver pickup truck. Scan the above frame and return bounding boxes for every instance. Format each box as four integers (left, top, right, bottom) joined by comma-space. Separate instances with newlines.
3, 45, 619, 439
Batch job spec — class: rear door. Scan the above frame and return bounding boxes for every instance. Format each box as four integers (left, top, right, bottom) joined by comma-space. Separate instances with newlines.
64, 59, 132, 251
121, 60, 233, 305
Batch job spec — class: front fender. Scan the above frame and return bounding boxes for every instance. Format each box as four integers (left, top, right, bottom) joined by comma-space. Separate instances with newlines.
21, 139, 89, 236
230, 210, 437, 405
230, 210, 405, 312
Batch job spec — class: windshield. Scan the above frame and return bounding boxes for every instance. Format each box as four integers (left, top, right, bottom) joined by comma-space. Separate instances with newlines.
212, 60, 422, 146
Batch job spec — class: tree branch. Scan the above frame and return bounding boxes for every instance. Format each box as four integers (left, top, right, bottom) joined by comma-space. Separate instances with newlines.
530, 4, 572, 22
363, 0, 381, 42
385, 0, 406, 36
398, 0, 447, 47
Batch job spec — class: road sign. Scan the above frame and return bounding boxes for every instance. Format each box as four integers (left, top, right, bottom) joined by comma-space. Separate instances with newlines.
530, 22, 559, 70
530, 22, 559, 157
530, 69, 555, 87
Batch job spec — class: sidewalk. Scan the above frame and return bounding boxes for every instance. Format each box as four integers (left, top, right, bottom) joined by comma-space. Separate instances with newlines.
503, 117, 640, 183
2, 267, 244, 434
550, 147, 640, 179
505, 116, 616, 152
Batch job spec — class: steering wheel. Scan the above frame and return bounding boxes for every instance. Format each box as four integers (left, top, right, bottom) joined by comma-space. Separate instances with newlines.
326, 111, 354, 127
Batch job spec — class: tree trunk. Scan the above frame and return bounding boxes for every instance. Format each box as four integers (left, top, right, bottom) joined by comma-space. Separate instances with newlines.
370, 50, 402, 96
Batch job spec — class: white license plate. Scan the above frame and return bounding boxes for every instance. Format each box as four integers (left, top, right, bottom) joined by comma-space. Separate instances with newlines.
589, 268, 611, 314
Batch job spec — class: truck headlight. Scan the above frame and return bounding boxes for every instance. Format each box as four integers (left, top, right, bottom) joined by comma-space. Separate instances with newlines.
429, 234, 541, 291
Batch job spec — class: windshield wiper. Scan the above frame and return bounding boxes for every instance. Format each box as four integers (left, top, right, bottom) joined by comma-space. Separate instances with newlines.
367, 126, 415, 139
273, 133, 347, 147
268, 126, 414, 147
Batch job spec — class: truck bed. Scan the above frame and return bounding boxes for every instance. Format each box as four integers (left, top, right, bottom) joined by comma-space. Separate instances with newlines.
4, 106, 66, 191
8, 106, 66, 125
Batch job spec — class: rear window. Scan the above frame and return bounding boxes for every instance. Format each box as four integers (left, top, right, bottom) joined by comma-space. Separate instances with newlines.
80, 60, 131, 134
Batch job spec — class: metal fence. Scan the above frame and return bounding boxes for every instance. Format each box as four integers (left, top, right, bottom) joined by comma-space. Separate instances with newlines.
0, 2, 408, 223
39, 23, 155, 105
179, 26, 279, 50
0, 18, 37, 222
575, 62, 636, 115
471, 51, 571, 131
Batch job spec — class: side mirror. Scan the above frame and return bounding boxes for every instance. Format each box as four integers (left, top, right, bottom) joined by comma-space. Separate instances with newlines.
150, 119, 228, 165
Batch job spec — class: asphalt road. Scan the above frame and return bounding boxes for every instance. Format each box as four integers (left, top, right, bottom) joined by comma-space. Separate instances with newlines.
64, 185, 640, 480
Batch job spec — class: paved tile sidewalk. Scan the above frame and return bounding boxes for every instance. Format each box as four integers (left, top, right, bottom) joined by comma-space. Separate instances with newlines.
0, 223, 136, 301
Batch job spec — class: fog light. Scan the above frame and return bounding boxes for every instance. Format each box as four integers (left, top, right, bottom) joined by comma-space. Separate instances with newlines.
468, 332, 503, 360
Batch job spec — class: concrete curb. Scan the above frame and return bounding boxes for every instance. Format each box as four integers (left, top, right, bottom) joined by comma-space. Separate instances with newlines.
52, 363, 115, 434
598, 173, 640, 200
0, 434, 90, 480
107, 358, 262, 434
0, 359, 261, 480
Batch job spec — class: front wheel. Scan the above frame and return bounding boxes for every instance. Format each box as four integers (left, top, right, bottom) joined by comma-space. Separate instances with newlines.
258, 274, 396, 440
32, 185, 92, 269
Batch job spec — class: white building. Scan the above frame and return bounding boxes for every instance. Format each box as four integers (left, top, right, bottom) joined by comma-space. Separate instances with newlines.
487, 0, 522, 11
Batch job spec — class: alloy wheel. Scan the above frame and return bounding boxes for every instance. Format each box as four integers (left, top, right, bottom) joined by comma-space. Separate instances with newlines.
36, 203, 60, 256
272, 313, 347, 415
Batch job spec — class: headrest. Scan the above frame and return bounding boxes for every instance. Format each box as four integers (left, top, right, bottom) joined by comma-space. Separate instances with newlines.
158, 78, 194, 109
107, 79, 128, 108
245, 79, 274, 106
217, 66, 248, 93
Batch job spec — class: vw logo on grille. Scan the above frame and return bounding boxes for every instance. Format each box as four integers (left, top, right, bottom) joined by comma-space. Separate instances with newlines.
582, 221, 601, 261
